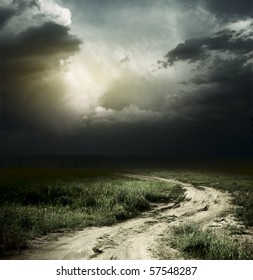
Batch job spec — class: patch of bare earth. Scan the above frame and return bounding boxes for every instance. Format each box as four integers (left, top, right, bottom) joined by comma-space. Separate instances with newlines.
11, 174, 249, 260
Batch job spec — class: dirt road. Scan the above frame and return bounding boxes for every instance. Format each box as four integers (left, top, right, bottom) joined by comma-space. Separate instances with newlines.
14, 174, 232, 260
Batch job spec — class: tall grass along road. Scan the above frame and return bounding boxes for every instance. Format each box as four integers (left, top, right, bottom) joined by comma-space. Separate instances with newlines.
3, 173, 251, 260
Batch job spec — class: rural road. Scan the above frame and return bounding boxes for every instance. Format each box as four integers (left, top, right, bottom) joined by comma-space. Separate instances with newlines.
14, 174, 232, 260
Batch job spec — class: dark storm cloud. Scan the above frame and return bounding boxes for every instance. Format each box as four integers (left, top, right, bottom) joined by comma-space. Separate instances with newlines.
160, 25, 253, 94
204, 0, 252, 19
156, 17, 253, 156
0, 0, 39, 28
191, 56, 252, 87
1, 21, 81, 81
158, 38, 205, 67
2, 114, 251, 157
181, 57, 252, 118
161, 25, 253, 115
160, 28, 253, 66
0, 1, 82, 132
0, 7, 16, 28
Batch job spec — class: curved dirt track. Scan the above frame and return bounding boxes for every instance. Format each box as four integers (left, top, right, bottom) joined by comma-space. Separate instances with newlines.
14, 174, 232, 260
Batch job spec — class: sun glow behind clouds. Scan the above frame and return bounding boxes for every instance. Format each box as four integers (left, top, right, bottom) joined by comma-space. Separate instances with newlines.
62, 51, 122, 115
64, 61, 103, 112
62, 56, 145, 117
60, 40, 180, 124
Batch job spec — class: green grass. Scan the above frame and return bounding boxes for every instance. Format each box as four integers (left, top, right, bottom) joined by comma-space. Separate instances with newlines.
1, 161, 252, 259
0, 169, 185, 257
148, 168, 253, 227
168, 223, 253, 260
126, 162, 253, 260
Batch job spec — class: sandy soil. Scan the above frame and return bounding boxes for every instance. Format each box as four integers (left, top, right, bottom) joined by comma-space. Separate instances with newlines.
13, 174, 234, 260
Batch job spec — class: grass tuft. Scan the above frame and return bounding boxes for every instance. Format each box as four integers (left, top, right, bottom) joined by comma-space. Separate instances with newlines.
169, 223, 252, 260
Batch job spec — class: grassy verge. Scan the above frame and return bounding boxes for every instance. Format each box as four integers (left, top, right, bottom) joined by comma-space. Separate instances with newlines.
130, 162, 253, 260
162, 223, 253, 260
149, 168, 253, 227
0, 169, 185, 257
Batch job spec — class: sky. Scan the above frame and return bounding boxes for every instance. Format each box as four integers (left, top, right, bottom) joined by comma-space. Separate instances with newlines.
0, 0, 252, 156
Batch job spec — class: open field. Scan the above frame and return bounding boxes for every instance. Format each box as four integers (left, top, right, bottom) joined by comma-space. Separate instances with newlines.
0, 157, 252, 259
0, 168, 184, 257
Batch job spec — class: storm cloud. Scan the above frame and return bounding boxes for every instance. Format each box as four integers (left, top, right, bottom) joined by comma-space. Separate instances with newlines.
1, 1, 82, 133
0, 0, 252, 156
160, 27, 253, 66
0, 0, 39, 28
157, 16, 252, 156
2, 22, 81, 80
204, 0, 252, 19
